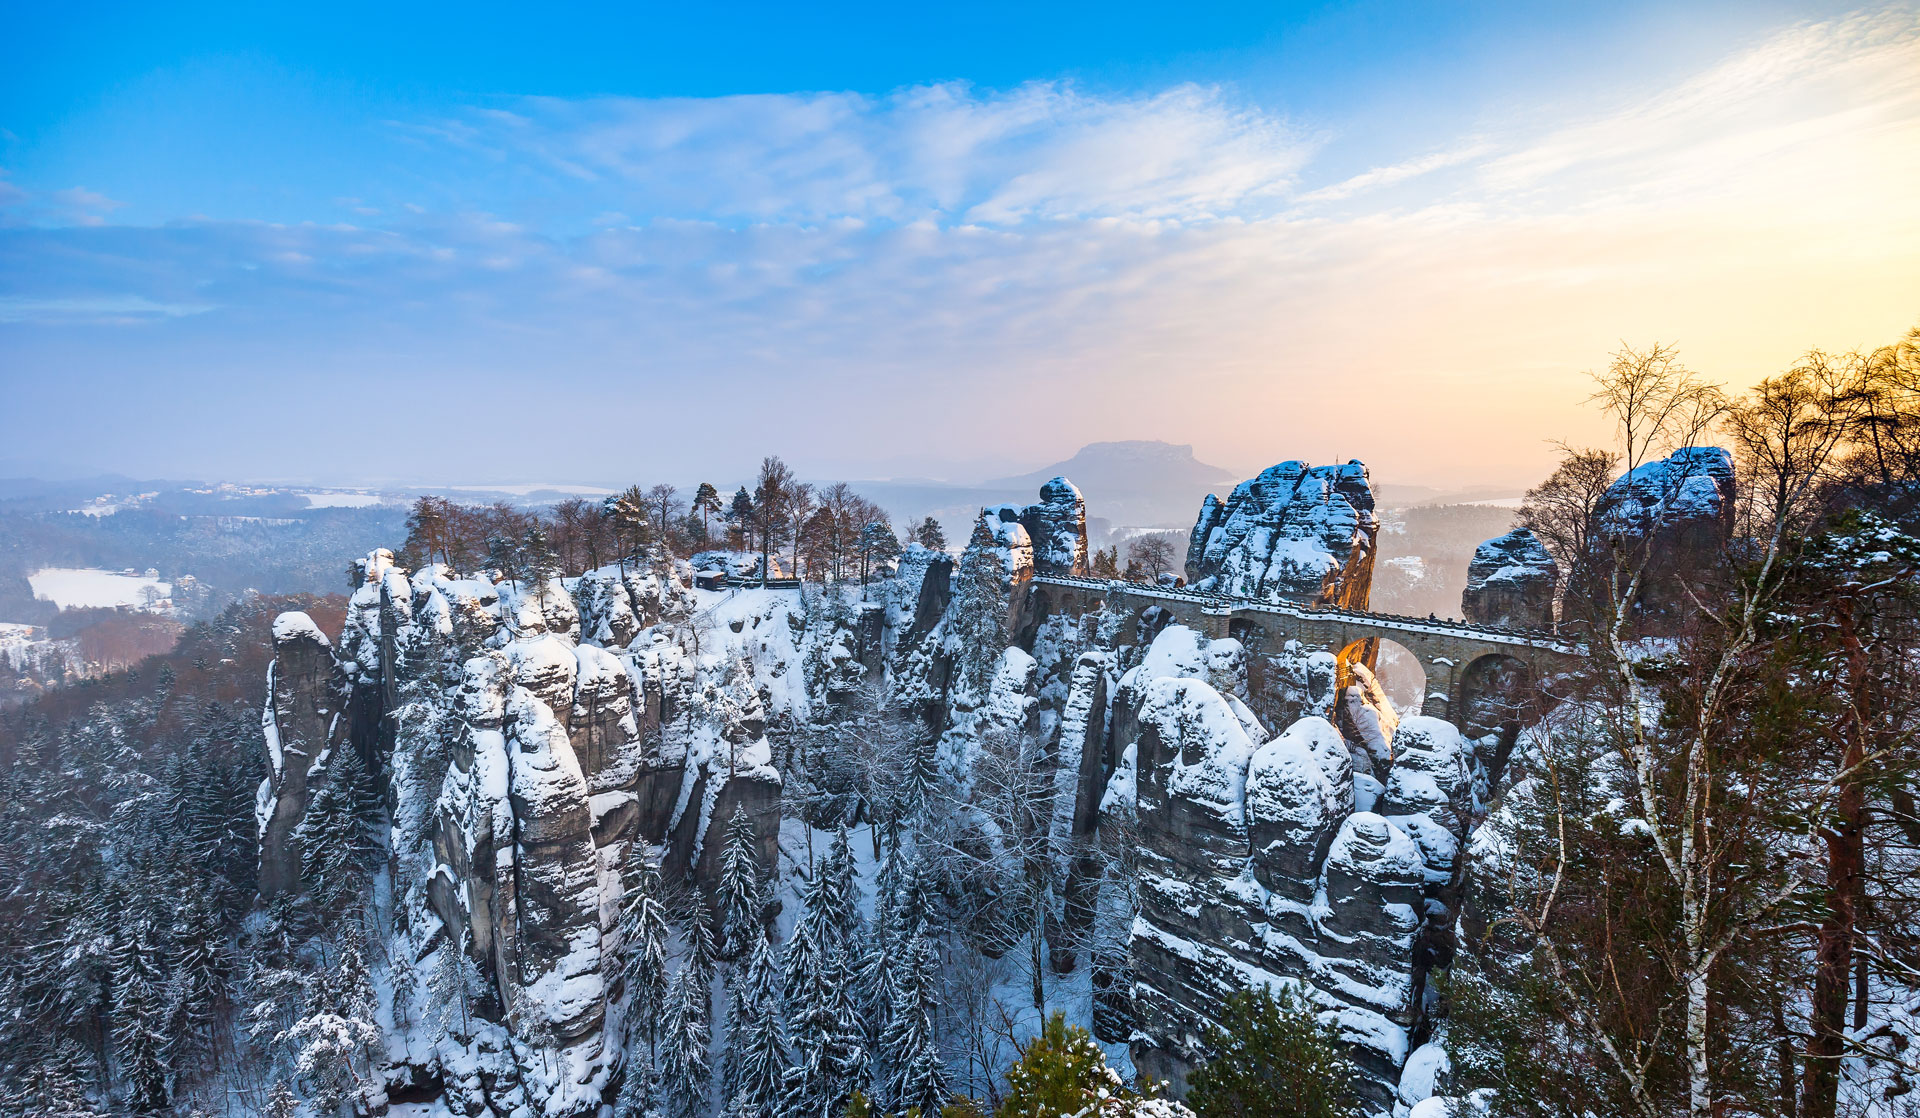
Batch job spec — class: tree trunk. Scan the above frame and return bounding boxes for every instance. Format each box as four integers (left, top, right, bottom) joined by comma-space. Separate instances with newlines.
1801, 599, 1869, 1118
1687, 960, 1712, 1118
1773, 997, 1798, 1118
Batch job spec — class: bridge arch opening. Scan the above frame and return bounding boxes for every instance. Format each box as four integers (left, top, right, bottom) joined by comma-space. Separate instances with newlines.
1018, 587, 1055, 650
1456, 653, 1536, 775
1336, 637, 1427, 719
1227, 617, 1272, 652
1134, 604, 1178, 647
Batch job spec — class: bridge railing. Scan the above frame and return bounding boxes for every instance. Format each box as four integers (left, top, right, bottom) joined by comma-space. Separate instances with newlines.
1029, 574, 1582, 653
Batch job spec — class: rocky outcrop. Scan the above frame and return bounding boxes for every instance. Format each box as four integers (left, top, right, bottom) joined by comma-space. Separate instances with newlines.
1185, 460, 1378, 607
1093, 624, 1445, 1111
257, 611, 349, 898
267, 547, 808, 1117
1572, 446, 1735, 633
1460, 529, 1557, 630
1247, 716, 1351, 901
500, 689, 606, 1044
1018, 476, 1091, 578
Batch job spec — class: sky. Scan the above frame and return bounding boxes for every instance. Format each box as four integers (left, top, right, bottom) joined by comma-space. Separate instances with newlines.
3, 1, 1918, 491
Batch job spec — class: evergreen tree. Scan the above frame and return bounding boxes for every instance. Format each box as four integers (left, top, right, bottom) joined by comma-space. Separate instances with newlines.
853, 932, 898, 1096
718, 806, 763, 956
726, 927, 788, 1118
778, 894, 849, 1118
684, 888, 719, 1013
296, 748, 378, 916
622, 858, 672, 1058
780, 903, 824, 1029
262, 1081, 300, 1118
881, 936, 950, 1115
819, 826, 864, 954
162, 890, 231, 1073
858, 521, 902, 589
616, 1042, 660, 1118
427, 938, 483, 1043
819, 947, 873, 1118
2, 1038, 106, 1118
891, 854, 935, 946
899, 743, 940, 836
857, 846, 905, 1078
283, 938, 383, 1116
659, 964, 713, 1118
111, 916, 171, 1113
388, 948, 418, 1028
915, 517, 947, 552
485, 533, 522, 586
524, 524, 561, 582
608, 486, 653, 571
728, 487, 756, 552
694, 482, 724, 537
994, 1013, 1184, 1118
1182, 986, 1358, 1118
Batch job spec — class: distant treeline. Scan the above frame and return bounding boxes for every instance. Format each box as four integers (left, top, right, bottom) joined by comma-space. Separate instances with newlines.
0, 505, 409, 624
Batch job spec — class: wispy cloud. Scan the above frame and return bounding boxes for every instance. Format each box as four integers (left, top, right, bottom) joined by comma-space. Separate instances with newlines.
4, 8, 1918, 486
1293, 141, 1494, 204
438, 81, 1319, 225
0, 176, 126, 228
0, 294, 210, 324
1477, 7, 1920, 201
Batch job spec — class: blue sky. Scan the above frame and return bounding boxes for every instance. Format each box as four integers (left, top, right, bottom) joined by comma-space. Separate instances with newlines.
4, 2, 1918, 488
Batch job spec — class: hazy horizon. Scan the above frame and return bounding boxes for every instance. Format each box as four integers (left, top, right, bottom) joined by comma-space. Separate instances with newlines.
0, 438, 1536, 503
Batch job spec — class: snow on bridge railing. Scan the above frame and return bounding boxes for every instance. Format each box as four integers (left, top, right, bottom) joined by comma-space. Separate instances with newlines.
1029, 574, 1583, 654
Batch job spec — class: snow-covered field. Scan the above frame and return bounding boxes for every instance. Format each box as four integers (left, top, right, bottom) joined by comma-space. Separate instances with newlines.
295, 490, 391, 508
28, 567, 170, 609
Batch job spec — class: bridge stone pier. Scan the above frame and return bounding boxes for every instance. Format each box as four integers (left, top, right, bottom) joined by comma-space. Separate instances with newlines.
1027, 575, 1582, 730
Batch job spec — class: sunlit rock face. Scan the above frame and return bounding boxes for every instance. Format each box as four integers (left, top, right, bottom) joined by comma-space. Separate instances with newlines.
1461, 528, 1558, 630
1572, 445, 1736, 633
1185, 460, 1379, 607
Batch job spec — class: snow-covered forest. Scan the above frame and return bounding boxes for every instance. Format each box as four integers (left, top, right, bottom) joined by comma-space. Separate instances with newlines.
5, 332, 1920, 1118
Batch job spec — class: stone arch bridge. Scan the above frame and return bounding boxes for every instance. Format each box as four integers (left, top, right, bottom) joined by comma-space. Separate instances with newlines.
1026, 574, 1584, 729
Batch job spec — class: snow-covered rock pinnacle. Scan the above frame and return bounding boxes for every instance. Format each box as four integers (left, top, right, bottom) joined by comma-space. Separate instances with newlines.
1460, 527, 1557, 629
1185, 459, 1379, 607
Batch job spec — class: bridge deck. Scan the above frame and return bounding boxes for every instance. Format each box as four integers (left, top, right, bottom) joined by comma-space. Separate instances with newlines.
1030, 574, 1582, 654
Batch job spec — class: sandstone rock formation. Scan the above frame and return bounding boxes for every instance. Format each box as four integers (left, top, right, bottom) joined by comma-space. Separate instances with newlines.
1056, 622, 1462, 1113
1185, 460, 1378, 607
257, 611, 349, 898
1573, 445, 1736, 633
1460, 528, 1557, 630
259, 549, 797, 1117
1018, 476, 1091, 577
252, 457, 1527, 1118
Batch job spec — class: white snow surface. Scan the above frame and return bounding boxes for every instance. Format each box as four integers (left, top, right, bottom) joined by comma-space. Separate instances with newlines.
1151, 677, 1258, 830
28, 566, 171, 609
272, 610, 329, 645
296, 490, 390, 508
